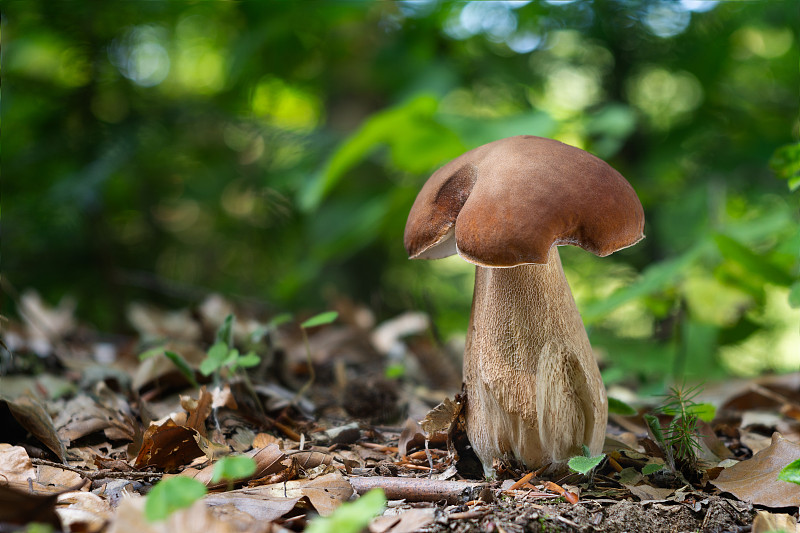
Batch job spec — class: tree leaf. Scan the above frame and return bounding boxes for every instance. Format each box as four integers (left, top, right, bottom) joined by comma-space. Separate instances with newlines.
144, 477, 207, 522
301, 311, 339, 329
608, 397, 637, 416
713, 233, 793, 287
567, 454, 605, 475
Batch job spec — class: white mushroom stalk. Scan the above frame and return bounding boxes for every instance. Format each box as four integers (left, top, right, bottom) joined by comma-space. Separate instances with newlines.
404, 136, 645, 473
464, 249, 606, 471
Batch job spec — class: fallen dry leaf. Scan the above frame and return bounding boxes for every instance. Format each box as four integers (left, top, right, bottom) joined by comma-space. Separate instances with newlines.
0, 444, 82, 492
370, 508, 436, 533
133, 419, 207, 471
0, 483, 63, 528
182, 387, 213, 437
108, 496, 245, 533
1, 394, 68, 462
751, 510, 800, 533
56, 491, 114, 533
54, 394, 136, 444
711, 432, 800, 508
178, 444, 287, 488
203, 492, 302, 522
257, 471, 353, 516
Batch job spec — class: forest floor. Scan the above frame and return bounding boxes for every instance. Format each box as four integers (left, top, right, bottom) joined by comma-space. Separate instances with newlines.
1, 290, 799, 532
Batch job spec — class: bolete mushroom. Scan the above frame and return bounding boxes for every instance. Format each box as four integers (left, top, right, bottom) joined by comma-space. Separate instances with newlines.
404, 135, 644, 473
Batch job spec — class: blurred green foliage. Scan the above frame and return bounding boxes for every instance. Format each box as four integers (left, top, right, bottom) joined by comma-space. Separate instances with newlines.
4, 1, 799, 386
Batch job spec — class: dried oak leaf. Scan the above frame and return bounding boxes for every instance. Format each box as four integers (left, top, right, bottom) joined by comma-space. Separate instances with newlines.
711, 432, 800, 508
133, 419, 206, 472
1, 394, 68, 463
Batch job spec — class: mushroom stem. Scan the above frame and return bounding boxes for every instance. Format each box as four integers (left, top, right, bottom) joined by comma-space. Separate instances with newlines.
463, 246, 607, 473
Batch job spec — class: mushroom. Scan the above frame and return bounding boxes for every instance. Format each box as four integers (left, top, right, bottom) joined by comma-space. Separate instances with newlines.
404, 135, 644, 473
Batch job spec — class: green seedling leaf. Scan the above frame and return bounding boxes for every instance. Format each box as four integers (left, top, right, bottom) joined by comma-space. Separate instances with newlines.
269, 312, 293, 329
144, 476, 207, 522
661, 402, 716, 423
789, 282, 800, 309
644, 414, 665, 445
138, 345, 167, 361
210, 456, 257, 484
778, 458, 800, 486
200, 342, 230, 376
568, 454, 605, 475
215, 314, 235, 347
165, 351, 199, 388
642, 463, 663, 475
384, 362, 405, 379
301, 311, 339, 329
581, 444, 591, 457
232, 352, 261, 369
608, 397, 637, 416
222, 348, 240, 368
305, 488, 387, 533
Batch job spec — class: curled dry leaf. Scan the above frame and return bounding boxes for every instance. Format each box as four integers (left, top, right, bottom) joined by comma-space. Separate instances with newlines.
369, 508, 436, 533
711, 432, 800, 508
56, 491, 113, 533
0, 444, 82, 493
179, 444, 287, 489
54, 394, 136, 444
182, 387, 213, 437
133, 419, 207, 472
1, 395, 68, 463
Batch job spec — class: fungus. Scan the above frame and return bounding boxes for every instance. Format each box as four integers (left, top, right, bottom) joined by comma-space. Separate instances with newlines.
404, 135, 644, 473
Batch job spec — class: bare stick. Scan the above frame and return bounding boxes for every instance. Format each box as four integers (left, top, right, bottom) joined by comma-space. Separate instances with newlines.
348, 476, 487, 504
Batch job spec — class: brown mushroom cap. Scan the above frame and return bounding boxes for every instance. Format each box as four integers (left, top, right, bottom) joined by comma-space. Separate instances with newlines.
404, 135, 645, 267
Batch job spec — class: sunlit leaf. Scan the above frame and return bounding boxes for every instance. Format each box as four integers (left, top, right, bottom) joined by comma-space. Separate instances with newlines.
778, 458, 800, 486
301, 311, 339, 329
568, 454, 605, 475
608, 397, 637, 416
164, 351, 199, 388
713, 233, 793, 287
210, 455, 257, 484
144, 477, 207, 522
305, 489, 386, 533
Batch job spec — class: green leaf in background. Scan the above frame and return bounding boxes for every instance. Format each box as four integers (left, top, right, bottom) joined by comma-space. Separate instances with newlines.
769, 141, 800, 191
268, 312, 293, 329
778, 458, 800, 486
660, 402, 716, 423
144, 476, 207, 522
644, 414, 665, 445
232, 352, 261, 369
300, 95, 463, 211
210, 455, 257, 484
138, 345, 167, 361
215, 314, 235, 348
608, 397, 637, 416
301, 311, 339, 329
713, 234, 794, 287
789, 282, 800, 309
305, 489, 387, 533
568, 454, 605, 475
642, 463, 663, 475
200, 342, 230, 376
164, 351, 199, 388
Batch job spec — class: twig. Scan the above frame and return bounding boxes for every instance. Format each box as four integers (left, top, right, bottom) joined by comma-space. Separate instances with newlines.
31, 458, 162, 481
348, 476, 487, 504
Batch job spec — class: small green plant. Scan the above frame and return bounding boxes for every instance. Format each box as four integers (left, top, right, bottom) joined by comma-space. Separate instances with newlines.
305, 489, 386, 533
648, 383, 713, 472
778, 458, 800, 486
200, 314, 261, 379
567, 444, 605, 475
296, 311, 338, 398
607, 396, 637, 416
144, 476, 207, 522
211, 455, 257, 490
139, 345, 199, 388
